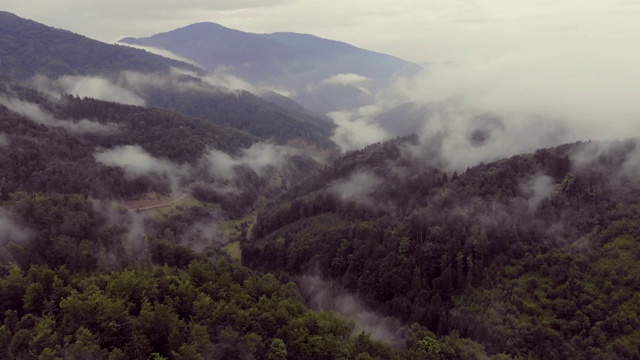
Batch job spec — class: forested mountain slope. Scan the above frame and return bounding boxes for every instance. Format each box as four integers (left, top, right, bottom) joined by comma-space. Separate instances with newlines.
0, 12, 337, 150
0, 11, 198, 81
0, 78, 257, 198
0, 191, 503, 359
244, 136, 640, 359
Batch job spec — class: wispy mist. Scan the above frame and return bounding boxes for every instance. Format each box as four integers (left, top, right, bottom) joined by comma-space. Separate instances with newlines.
95, 145, 186, 192
0, 207, 32, 247
203, 142, 302, 180
115, 42, 205, 67
298, 275, 403, 345
522, 174, 555, 212
382, 38, 640, 168
31, 67, 279, 108
321, 73, 371, 88
0, 133, 9, 147
32, 74, 146, 106
329, 106, 390, 151
329, 170, 383, 207
0, 96, 119, 134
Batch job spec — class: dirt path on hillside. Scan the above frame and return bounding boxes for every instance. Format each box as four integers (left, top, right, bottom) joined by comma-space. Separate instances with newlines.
127, 193, 188, 212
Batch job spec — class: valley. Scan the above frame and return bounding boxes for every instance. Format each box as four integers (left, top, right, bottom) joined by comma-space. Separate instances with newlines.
0, 6, 639, 360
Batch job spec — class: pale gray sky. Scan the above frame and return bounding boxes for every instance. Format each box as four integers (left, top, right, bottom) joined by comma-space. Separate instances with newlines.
4, 0, 640, 63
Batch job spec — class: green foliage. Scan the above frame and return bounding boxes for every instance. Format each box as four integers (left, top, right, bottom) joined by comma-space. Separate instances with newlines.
246, 138, 640, 359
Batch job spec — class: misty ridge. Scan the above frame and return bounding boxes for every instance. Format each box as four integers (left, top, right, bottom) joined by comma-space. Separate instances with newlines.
298, 274, 404, 345
0, 95, 118, 134
30, 68, 250, 107
94, 142, 313, 195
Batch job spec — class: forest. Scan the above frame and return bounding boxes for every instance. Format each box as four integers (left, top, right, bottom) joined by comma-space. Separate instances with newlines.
1, 8, 640, 360
0, 192, 510, 359
245, 137, 640, 359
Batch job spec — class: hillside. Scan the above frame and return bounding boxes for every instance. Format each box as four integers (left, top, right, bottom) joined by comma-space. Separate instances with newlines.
244, 136, 640, 359
120, 23, 421, 113
0, 11, 198, 81
0, 78, 258, 199
0, 12, 338, 150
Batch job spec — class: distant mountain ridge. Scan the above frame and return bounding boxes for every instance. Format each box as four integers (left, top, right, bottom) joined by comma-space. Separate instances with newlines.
120, 22, 422, 113
0, 12, 338, 150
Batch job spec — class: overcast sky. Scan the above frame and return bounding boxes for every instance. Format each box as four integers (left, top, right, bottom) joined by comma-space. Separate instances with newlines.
4, 0, 640, 63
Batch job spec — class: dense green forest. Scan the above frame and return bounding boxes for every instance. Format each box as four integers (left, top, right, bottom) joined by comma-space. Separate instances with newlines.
0, 192, 510, 359
245, 137, 640, 359
2, 9, 640, 360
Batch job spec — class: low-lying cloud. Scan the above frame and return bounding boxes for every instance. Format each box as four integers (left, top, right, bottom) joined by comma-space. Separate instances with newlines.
329, 106, 390, 152
0, 208, 32, 247
31, 67, 271, 108
203, 142, 301, 180
522, 174, 555, 211
329, 170, 383, 207
0, 96, 118, 134
116, 42, 204, 67
95, 145, 186, 192
0, 133, 9, 147
381, 42, 640, 169
322, 73, 371, 87
298, 275, 402, 345
32, 74, 146, 106
400, 102, 568, 171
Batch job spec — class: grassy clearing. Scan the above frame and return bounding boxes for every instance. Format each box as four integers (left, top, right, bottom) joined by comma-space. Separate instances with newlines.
223, 241, 242, 260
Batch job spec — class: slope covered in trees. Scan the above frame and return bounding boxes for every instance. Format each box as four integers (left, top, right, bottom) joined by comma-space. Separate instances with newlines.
0, 192, 507, 359
0, 12, 338, 150
0, 78, 258, 199
0, 11, 198, 81
244, 137, 640, 359
143, 86, 337, 149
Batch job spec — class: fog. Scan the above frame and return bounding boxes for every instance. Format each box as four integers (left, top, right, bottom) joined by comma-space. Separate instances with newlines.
0, 96, 119, 134
0, 208, 32, 248
31, 67, 275, 108
115, 42, 204, 67
203, 143, 302, 180
95, 145, 187, 192
522, 174, 555, 212
321, 3, 640, 167
329, 106, 389, 151
321, 73, 371, 88
298, 275, 403, 345
31, 74, 146, 106
329, 170, 383, 207
0, 133, 9, 147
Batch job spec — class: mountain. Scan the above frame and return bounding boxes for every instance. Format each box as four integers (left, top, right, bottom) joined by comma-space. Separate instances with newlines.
120, 23, 422, 113
0, 11, 199, 81
244, 135, 640, 359
0, 76, 496, 360
0, 12, 338, 150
